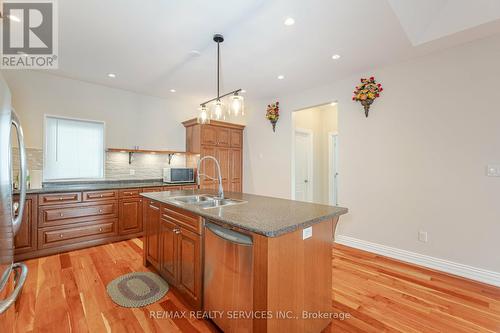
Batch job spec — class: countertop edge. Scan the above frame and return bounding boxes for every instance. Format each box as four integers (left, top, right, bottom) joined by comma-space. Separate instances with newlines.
141, 192, 348, 238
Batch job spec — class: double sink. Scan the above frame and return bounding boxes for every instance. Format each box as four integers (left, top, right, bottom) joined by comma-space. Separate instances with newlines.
170, 194, 246, 209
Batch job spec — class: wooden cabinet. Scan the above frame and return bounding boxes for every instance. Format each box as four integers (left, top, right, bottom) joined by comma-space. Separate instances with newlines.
183, 119, 245, 193
144, 199, 161, 269
160, 218, 178, 282
216, 147, 230, 190
38, 219, 117, 250
146, 202, 203, 309
216, 127, 230, 147
13, 194, 37, 255
39, 192, 81, 206
230, 128, 242, 148
176, 227, 202, 308
201, 126, 217, 146
118, 197, 143, 235
83, 190, 118, 202
230, 149, 242, 192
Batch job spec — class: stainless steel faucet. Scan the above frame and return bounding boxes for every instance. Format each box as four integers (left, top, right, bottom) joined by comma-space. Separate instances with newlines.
197, 155, 224, 199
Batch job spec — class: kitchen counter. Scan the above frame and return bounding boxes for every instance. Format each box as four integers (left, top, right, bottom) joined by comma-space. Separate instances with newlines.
141, 189, 348, 237
16, 179, 196, 194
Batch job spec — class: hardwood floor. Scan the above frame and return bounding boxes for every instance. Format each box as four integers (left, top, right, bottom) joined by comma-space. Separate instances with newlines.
328, 244, 500, 333
5, 239, 500, 332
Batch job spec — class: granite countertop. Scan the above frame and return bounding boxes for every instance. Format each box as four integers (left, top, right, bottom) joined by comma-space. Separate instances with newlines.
141, 190, 348, 237
16, 179, 196, 194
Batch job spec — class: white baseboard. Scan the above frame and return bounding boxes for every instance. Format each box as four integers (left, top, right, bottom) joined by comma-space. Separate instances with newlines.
335, 235, 500, 287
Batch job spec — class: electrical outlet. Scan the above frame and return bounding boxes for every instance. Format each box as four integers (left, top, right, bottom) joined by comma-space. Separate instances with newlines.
487, 165, 500, 177
129, 169, 135, 175
302, 227, 312, 240
418, 231, 428, 243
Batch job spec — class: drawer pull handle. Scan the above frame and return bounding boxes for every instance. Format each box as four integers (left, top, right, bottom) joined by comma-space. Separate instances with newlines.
59, 234, 64, 238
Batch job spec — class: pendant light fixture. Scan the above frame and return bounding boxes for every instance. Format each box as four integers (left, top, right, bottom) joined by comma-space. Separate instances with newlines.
198, 34, 244, 124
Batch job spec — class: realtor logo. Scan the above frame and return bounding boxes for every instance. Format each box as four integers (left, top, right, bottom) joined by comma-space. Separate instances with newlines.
1, 0, 58, 69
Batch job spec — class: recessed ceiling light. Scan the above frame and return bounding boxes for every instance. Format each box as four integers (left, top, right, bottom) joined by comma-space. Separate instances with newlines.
332, 54, 341, 60
284, 17, 295, 26
277, 75, 285, 80
241, 89, 247, 93
107, 73, 116, 78
8, 15, 21, 22
170, 89, 176, 93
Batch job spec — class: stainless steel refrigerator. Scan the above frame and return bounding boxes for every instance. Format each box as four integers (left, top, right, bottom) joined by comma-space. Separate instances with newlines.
0, 74, 28, 320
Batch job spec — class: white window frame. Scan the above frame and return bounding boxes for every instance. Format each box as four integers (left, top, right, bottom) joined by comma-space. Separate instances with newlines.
43, 115, 106, 181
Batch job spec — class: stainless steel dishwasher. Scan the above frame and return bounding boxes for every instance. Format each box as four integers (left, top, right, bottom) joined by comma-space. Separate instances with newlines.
204, 222, 253, 333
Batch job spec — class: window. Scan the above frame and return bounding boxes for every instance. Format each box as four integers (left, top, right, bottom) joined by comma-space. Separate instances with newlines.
44, 116, 105, 180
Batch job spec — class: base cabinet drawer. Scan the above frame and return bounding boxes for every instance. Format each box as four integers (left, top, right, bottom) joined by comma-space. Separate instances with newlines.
83, 190, 118, 202
39, 192, 81, 206
38, 219, 117, 249
39, 201, 118, 227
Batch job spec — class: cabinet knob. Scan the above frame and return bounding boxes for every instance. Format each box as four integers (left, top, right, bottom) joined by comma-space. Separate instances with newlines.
59, 213, 64, 217
59, 234, 64, 238
99, 209, 103, 213
99, 228, 103, 232
100, 194, 104, 198
59, 197, 63, 201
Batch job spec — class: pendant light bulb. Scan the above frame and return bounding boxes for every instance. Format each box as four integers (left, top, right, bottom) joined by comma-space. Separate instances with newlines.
197, 105, 210, 124
230, 93, 244, 116
212, 100, 224, 120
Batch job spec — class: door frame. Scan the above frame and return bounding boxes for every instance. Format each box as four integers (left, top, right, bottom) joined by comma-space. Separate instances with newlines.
292, 128, 314, 202
328, 132, 339, 205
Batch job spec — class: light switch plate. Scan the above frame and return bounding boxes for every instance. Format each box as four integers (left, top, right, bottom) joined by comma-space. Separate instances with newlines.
418, 230, 428, 243
487, 165, 500, 177
303, 226, 312, 240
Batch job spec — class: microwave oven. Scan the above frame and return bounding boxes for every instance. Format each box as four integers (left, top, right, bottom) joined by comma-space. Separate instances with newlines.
163, 167, 195, 183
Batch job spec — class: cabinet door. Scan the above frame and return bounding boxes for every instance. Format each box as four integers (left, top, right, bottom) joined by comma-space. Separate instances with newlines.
144, 200, 161, 268
230, 129, 242, 148
216, 147, 230, 191
118, 197, 143, 235
230, 149, 243, 192
160, 218, 178, 284
177, 227, 202, 309
216, 127, 230, 147
185, 124, 201, 154
201, 125, 217, 146
13, 194, 37, 254
200, 146, 217, 189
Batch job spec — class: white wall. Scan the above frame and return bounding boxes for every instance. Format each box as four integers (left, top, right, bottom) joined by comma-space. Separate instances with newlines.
243, 34, 500, 273
1, 70, 198, 151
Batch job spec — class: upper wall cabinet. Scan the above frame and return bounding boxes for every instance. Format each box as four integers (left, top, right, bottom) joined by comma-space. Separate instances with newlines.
183, 119, 245, 192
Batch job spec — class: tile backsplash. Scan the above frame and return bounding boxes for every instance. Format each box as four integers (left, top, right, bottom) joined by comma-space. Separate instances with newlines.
11, 147, 194, 183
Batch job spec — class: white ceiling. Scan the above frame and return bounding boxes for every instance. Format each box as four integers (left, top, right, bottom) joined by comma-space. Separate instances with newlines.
49, 0, 500, 101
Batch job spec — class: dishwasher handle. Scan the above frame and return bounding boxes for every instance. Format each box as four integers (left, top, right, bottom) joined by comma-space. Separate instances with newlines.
206, 222, 253, 246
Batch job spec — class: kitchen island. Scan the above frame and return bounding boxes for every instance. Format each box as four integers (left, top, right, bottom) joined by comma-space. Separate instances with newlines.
141, 189, 348, 333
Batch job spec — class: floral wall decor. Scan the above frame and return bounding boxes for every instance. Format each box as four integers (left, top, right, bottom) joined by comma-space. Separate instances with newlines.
266, 101, 280, 132
352, 76, 383, 117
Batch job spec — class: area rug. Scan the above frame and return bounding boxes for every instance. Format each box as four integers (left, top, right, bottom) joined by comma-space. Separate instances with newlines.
106, 272, 169, 308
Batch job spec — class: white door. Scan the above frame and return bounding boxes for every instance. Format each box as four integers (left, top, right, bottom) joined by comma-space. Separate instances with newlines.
329, 133, 339, 205
294, 130, 313, 202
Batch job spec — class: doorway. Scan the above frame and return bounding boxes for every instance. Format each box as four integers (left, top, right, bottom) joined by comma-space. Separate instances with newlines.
294, 129, 313, 202
328, 132, 339, 205
292, 102, 338, 205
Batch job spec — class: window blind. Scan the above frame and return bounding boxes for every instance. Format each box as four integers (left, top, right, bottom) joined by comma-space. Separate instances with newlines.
44, 116, 104, 180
